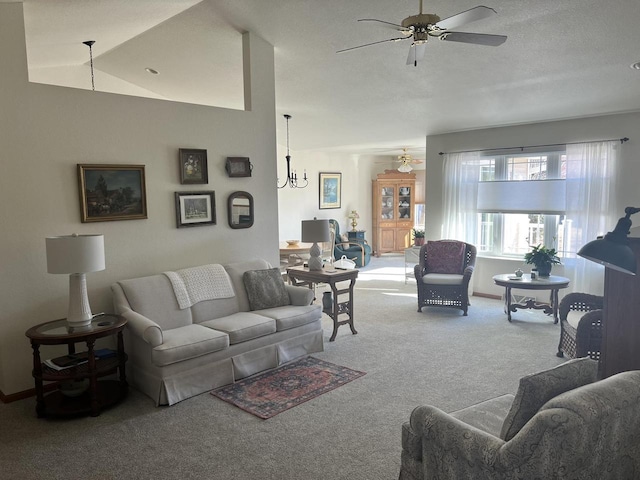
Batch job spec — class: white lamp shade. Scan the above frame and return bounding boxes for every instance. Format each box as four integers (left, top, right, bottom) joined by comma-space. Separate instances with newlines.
477, 179, 566, 214
301, 219, 331, 243
46, 234, 105, 274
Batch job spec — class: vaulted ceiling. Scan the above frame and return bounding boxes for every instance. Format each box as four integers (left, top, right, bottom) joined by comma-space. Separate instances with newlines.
12, 0, 640, 156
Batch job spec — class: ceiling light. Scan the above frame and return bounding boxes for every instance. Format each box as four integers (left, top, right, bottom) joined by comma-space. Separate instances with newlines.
630, 62, 640, 70
145, 68, 159, 75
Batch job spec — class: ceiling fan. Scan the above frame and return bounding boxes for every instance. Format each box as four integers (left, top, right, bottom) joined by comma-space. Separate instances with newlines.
376, 148, 424, 172
337, 1, 507, 66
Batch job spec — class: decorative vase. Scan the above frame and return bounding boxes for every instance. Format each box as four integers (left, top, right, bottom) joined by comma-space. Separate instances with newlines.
536, 263, 552, 277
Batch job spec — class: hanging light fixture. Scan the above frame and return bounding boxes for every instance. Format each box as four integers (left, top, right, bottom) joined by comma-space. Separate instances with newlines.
83, 40, 96, 91
278, 114, 308, 189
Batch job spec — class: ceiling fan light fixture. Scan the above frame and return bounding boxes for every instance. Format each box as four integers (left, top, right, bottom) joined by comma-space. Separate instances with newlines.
398, 163, 413, 173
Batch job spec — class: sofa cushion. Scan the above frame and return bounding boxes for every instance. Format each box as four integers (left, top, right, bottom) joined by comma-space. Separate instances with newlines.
152, 324, 229, 367
254, 304, 322, 331
425, 241, 466, 274
200, 312, 276, 344
243, 268, 290, 311
500, 357, 599, 441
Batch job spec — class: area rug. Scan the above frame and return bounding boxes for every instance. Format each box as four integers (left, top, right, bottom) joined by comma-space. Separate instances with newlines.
211, 356, 366, 419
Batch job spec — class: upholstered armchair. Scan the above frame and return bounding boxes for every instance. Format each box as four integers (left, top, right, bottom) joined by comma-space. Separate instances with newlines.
557, 292, 604, 360
414, 240, 476, 315
329, 219, 372, 268
399, 358, 640, 480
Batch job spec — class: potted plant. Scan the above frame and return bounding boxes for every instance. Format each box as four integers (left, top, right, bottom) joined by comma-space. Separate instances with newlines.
413, 228, 425, 246
524, 244, 561, 277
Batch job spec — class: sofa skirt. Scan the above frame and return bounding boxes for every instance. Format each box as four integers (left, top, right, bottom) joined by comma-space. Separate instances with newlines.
126, 321, 324, 406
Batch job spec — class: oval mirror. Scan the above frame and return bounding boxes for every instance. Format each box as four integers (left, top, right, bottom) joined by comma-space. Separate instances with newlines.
227, 191, 254, 229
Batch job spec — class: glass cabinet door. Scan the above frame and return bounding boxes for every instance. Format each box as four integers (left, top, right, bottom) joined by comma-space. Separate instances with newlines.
381, 186, 395, 220
398, 185, 412, 220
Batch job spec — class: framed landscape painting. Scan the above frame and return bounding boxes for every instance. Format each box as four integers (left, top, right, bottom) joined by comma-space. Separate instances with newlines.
77, 164, 147, 223
175, 191, 216, 228
319, 172, 341, 209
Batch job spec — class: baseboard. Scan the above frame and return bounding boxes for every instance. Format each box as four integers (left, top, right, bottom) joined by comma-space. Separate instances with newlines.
0, 383, 58, 403
472, 292, 501, 300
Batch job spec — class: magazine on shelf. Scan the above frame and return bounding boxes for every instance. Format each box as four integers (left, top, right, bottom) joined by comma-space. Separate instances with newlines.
44, 349, 117, 371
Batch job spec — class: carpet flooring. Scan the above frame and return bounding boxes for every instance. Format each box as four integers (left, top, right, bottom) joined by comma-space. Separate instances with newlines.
0, 254, 566, 480
211, 356, 366, 419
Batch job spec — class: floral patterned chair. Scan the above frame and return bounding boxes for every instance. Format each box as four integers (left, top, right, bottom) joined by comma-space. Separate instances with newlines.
399, 358, 640, 480
414, 240, 476, 315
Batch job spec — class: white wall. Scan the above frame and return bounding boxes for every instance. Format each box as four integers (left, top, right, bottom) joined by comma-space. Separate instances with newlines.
425, 112, 640, 298
0, 4, 278, 396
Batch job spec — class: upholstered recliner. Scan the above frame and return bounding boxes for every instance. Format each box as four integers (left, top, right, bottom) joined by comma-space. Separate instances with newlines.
414, 240, 476, 315
329, 219, 372, 268
399, 358, 640, 480
557, 292, 604, 360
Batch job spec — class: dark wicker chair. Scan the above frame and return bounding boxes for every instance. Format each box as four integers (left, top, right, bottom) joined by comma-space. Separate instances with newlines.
556, 292, 604, 360
414, 240, 477, 316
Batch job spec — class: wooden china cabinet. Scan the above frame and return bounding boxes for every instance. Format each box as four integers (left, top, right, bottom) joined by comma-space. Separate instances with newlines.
372, 170, 416, 256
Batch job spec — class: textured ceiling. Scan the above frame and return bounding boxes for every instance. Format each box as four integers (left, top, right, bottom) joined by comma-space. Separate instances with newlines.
13, 0, 640, 155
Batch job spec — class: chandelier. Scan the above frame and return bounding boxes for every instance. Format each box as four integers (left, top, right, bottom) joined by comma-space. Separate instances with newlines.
278, 114, 308, 189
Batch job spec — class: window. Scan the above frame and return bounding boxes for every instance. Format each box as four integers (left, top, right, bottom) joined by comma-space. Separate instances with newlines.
475, 150, 566, 258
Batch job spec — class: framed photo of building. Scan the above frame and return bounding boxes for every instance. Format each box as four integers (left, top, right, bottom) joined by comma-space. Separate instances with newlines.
319, 172, 341, 209
179, 148, 208, 184
77, 164, 147, 223
175, 191, 216, 228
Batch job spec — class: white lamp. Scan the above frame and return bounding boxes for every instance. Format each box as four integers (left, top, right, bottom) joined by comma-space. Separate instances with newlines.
301, 219, 330, 271
46, 234, 106, 327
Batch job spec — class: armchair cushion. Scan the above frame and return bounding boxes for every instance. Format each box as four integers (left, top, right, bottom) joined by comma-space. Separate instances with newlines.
499, 357, 599, 441
243, 268, 290, 311
424, 240, 466, 274
421, 273, 464, 285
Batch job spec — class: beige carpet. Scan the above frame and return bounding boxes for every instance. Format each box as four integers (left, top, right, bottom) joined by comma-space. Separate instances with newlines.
0, 254, 564, 480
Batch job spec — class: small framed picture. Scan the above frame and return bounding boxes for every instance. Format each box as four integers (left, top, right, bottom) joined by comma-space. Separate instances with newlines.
175, 191, 216, 228
179, 148, 208, 184
77, 164, 147, 223
225, 157, 252, 177
319, 172, 342, 209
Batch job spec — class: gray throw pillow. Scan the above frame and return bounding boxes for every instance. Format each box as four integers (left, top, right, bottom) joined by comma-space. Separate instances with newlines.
500, 357, 599, 441
243, 268, 290, 311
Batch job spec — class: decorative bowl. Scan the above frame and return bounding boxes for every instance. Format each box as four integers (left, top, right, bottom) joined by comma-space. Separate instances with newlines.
286, 240, 299, 246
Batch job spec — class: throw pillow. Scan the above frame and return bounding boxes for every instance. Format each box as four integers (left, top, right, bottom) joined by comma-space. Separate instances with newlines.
499, 357, 599, 441
424, 240, 466, 274
340, 234, 349, 243
243, 268, 290, 311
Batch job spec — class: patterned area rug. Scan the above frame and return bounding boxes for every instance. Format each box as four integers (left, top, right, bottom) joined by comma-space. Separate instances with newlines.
211, 356, 366, 419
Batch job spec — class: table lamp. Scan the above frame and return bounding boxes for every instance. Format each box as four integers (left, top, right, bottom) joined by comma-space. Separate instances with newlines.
46, 234, 106, 327
347, 210, 360, 231
577, 206, 640, 275
301, 218, 330, 271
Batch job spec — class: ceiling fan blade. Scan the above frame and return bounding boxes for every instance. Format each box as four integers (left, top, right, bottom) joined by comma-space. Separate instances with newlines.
358, 18, 412, 35
405, 43, 426, 66
337, 36, 409, 54
441, 31, 507, 46
436, 5, 497, 30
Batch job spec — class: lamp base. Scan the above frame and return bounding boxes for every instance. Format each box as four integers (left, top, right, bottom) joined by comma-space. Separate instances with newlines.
308, 242, 323, 271
67, 273, 93, 327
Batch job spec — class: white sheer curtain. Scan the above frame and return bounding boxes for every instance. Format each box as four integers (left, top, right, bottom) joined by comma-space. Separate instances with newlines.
442, 151, 481, 242
563, 141, 620, 294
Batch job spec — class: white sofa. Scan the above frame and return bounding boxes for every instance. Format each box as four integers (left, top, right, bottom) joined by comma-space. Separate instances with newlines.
111, 259, 323, 405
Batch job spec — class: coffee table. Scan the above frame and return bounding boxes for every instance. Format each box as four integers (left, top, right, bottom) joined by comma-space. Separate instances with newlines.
286, 266, 358, 342
493, 274, 570, 323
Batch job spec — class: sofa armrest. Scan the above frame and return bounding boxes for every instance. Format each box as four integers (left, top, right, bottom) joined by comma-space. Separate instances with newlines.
285, 284, 314, 306
119, 307, 163, 347
410, 405, 505, 465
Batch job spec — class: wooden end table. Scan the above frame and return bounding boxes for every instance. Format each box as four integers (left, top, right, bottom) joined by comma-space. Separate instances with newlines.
286, 266, 359, 342
25, 314, 128, 418
493, 274, 570, 323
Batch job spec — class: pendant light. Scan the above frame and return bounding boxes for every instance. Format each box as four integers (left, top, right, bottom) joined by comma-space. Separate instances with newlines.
278, 114, 308, 189
83, 40, 96, 91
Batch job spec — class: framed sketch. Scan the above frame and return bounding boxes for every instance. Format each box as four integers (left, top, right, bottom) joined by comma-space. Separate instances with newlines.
179, 148, 208, 184
77, 164, 147, 223
225, 157, 252, 177
175, 191, 216, 228
319, 172, 342, 209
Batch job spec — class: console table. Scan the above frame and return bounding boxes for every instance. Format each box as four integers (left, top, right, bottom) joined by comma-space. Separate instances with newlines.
493, 274, 570, 323
25, 314, 128, 418
286, 266, 359, 342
